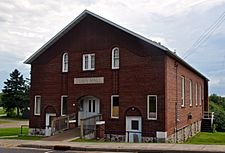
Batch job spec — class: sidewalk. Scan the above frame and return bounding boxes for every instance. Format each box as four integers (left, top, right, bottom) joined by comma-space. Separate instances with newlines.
0, 139, 225, 152
41, 128, 80, 141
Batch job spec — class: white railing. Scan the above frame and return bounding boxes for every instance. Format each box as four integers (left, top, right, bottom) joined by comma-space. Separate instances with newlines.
203, 111, 214, 127
203, 111, 214, 119
80, 114, 102, 139
51, 113, 76, 135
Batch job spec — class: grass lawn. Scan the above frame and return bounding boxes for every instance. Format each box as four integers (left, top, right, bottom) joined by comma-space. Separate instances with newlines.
0, 127, 28, 137
71, 138, 105, 142
0, 127, 41, 140
185, 132, 225, 145
1, 135, 41, 140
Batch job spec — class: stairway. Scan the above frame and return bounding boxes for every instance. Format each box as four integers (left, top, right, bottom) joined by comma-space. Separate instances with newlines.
201, 119, 213, 132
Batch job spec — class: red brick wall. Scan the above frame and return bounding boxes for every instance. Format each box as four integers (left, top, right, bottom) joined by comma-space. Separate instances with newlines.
165, 56, 205, 136
29, 15, 166, 136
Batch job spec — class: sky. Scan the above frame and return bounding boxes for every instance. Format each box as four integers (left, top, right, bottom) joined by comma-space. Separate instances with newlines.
0, 0, 225, 95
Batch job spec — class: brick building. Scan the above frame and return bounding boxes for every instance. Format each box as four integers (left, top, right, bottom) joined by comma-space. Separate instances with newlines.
25, 10, 209, 142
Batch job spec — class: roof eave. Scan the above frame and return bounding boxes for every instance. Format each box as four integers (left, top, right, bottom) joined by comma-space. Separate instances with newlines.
165, 51, 209, 81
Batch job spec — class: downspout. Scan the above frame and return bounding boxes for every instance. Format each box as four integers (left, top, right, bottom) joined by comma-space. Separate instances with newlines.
174, 61, 178, 143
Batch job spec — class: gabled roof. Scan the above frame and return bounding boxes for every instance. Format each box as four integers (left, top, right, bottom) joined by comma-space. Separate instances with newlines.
24, 10, 208, 80
24, 9, 169, 64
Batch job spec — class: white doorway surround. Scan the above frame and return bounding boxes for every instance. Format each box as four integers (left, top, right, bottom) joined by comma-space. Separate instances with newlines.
78, 96, 100, 126
45, 113, 56, 136
126, 116, 142, 142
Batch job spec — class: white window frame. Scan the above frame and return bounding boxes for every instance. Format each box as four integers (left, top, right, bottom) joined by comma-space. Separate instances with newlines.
181, 76, 185, 107
196, 83, 198, 106
190, 80, 193, 107
111, 95, 119, 119
147, 95, 157, 120
61, 95, 68, 116
199, 84, 202, 106
83, 54, 95, 71
112, 47, 119, 69
34, 95, 41, 115
62, 53, 68, 72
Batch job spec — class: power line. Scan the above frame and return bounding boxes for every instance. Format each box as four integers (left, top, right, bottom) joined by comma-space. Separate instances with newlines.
183, 11, 225, 58
182, 11, 225, 59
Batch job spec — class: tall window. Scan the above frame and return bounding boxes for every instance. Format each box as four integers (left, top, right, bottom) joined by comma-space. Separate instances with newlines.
199, 84, 202, 106
112, 47, 119, 69
111, 95, 119, 118
62, 53, 68, 72
83, 54, 95, 71
147, 95, 157, 120
190, 80, 193, 107
181, 76, 185, 107
34, 96, 41, 115
61, 96, 68, 116
196, 83, 198, 106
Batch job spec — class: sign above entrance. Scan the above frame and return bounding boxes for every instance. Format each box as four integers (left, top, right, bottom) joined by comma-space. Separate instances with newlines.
74, 77, 104, 84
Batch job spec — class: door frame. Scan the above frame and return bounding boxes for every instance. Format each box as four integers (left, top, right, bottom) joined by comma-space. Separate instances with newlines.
45, 113, 56, 127
78, 96, 100, 126
125, 116, 142, 142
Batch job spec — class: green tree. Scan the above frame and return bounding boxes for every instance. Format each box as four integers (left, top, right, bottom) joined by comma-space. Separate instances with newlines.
1, 69, 29, 117
0, 92, 3, 106
209, 94, 225, 132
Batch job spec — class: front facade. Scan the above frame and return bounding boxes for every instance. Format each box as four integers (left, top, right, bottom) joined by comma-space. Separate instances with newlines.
25, 10, 208, 142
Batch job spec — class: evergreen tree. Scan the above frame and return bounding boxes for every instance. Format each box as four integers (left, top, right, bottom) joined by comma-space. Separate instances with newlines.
1, 69, 29, 117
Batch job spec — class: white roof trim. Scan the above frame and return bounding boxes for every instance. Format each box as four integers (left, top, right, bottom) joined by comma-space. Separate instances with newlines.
24, 9, 168, 64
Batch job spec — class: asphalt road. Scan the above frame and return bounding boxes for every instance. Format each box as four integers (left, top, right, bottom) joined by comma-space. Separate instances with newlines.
0, 147, 134, 153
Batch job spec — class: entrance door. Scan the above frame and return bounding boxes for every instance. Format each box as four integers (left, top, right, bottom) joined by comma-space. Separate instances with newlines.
78, 97, 100, 125
45, 113, 56, 136
126, 116, 142, 142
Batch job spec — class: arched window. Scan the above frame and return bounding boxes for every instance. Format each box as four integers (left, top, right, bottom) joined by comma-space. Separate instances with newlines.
112, 47, 119, 69
62, 53, 68, 72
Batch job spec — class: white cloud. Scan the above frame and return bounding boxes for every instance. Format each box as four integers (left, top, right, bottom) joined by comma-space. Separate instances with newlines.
0, 0, 225, 95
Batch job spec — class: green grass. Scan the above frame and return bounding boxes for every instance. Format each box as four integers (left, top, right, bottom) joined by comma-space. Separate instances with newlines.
71, 138, 105, 142
1, 135, 41, 140
0, 116, 28, 120
0, 127, 42, 140
0, 127, 28, 137
185, 132, 225, 145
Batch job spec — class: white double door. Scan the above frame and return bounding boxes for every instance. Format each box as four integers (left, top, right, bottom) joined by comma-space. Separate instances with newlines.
126, 116, 142, 142
78, 97, 100, 126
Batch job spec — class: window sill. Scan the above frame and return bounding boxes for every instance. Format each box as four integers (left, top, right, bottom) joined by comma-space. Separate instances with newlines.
111, 117, 119, 120
82, 69, 95, 72
147, 118, 157, 121
112, 67, 119, 70
111, 116, 119, 120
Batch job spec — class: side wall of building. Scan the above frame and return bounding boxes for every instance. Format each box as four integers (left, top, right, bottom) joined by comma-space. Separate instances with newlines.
165, 56, 205, 142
